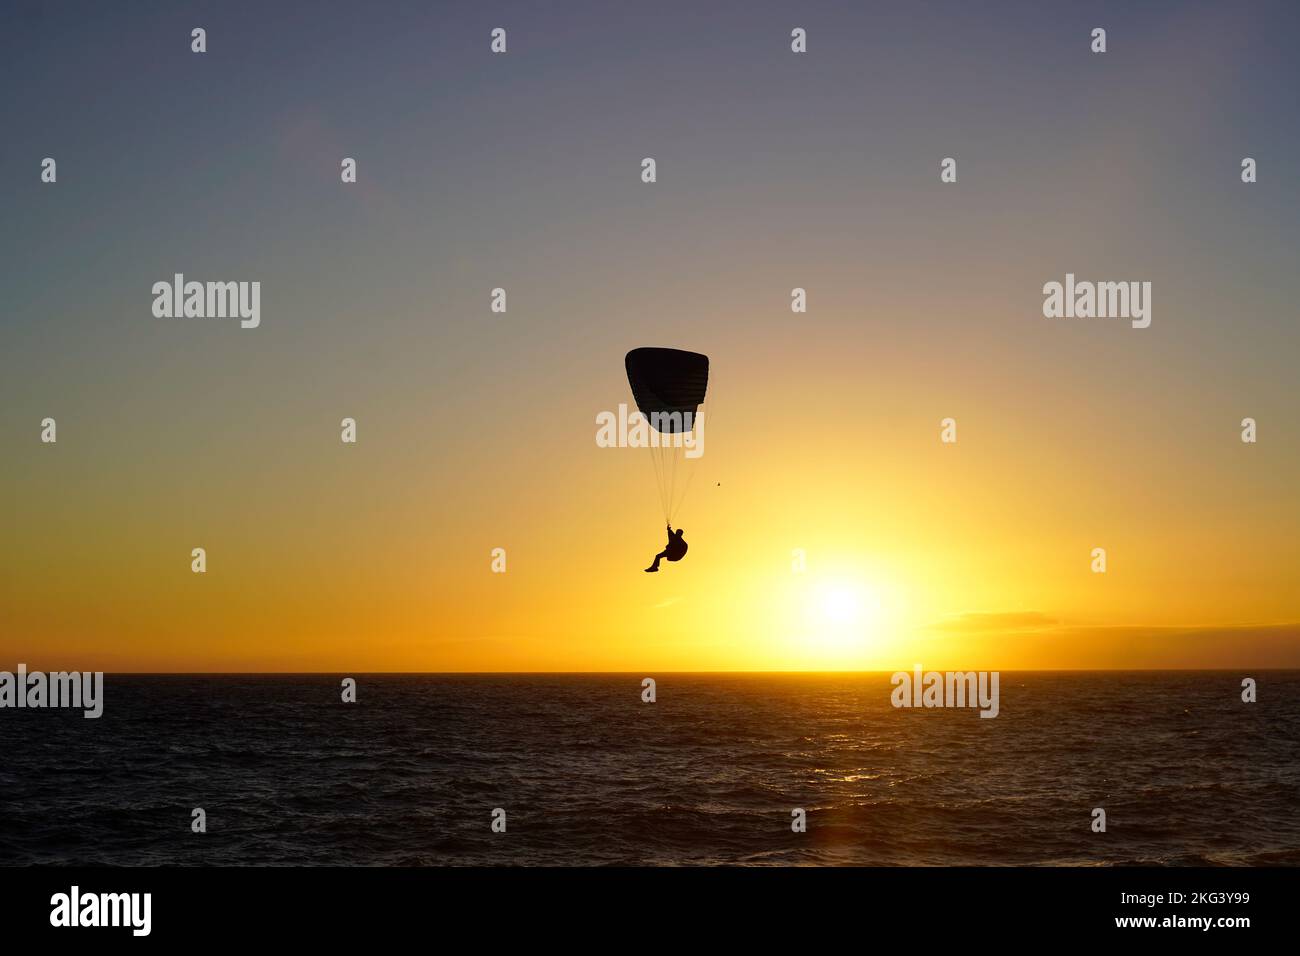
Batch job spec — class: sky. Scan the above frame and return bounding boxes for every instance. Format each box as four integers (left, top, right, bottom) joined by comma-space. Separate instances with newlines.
2, 0, 1298, 671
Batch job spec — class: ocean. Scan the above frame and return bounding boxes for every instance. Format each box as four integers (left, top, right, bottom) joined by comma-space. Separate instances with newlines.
1, 672, 1297, 866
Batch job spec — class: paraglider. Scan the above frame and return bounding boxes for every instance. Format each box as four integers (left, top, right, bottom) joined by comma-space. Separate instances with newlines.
645, 524, 688, 573
624, 347, 709, 572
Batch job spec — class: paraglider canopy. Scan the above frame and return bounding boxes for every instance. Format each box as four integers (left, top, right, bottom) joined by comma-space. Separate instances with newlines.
624, 347, 709, 433
625, 347, 710, 523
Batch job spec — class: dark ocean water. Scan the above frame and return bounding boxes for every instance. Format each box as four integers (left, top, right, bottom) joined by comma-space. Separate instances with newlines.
1, 672, 1297, 866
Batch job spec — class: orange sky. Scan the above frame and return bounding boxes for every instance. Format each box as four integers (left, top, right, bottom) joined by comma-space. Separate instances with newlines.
4, 3, 1298, 672
6, 306, 1298, 672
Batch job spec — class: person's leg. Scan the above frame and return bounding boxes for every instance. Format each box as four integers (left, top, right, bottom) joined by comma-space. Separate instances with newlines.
645, 550, 668, 572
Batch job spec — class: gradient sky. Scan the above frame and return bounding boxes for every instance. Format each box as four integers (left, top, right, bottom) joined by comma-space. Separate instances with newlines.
3, 0, 1298, 671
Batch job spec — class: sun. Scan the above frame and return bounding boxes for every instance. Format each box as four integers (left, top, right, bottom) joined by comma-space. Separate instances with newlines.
768, 567, 904, 669
820, 586, 863, 624
798, 580, 884, 660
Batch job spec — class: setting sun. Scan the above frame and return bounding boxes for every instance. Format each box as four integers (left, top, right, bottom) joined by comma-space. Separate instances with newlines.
818, 584, 871, 625
787, 579, 889, 664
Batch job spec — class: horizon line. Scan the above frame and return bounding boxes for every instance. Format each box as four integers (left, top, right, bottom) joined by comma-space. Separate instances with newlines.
23, 667, 1298, 676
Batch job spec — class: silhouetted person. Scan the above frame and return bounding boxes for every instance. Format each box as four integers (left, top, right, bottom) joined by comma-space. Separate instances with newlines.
645, 525, 687, 572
